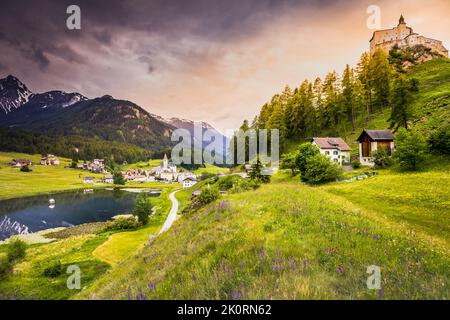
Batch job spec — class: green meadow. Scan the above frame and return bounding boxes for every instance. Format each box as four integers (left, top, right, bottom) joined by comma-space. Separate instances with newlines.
0, 152, 105, 200
78, 159, 449, 300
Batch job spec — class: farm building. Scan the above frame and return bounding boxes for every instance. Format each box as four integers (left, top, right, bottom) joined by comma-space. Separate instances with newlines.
357, 130, 395, 166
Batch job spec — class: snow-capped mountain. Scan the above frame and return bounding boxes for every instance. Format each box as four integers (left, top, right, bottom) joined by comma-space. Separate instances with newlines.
0, 75, 33, 114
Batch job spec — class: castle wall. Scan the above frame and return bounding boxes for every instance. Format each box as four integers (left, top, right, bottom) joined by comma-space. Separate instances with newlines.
370, 22, 448, 58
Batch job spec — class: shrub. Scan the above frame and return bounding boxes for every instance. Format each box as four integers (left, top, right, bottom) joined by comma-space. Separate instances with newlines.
428, 126, 450, 155
103, 217, 140, 232
7, 239, 27, 263
296, 143, 320, 176
303, 154, 342, 183
113, 170, 125, 185
371, 149, 392, 168
200, 172, 216, 181
20, 165, 32, 172
394, 128, 428, 170
351, 160, 361, 169
196, 187, 220, 206
280, 152, 298, 175
248, 158, 271, 183
216, 175, 241, 191
231, 178, 261, 193
42, 261, 63, 278
0, 255, 11, 277
133, 194, 153, 225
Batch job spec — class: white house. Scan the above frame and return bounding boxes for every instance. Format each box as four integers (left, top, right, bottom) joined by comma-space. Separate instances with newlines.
83, 176, 95, 184
357, 130, 395, 166
312, 137, 351, 165
182, 177, 197, 188
102, 175, 114, 184
40, 154, 60, 166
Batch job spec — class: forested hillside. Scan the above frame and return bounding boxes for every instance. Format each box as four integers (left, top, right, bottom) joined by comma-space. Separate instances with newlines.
235, 49, 449, 153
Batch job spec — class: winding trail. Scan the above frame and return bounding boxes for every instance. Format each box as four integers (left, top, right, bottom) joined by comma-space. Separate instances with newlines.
158, 189, 180, 235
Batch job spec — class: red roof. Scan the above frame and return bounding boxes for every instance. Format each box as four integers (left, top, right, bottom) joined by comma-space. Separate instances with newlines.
312, 137, 351, 152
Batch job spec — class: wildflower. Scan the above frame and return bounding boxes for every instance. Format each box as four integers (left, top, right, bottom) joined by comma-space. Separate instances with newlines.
260, 248, 265, 258
378, 288, 383, 298
231, 291, 238, 300
373, 234, 379, 240
303, 259, 308, 270
148, 281, 156, 292
192, 274, 197, 281
338, 265, 344, 273
272, 262, 278, 272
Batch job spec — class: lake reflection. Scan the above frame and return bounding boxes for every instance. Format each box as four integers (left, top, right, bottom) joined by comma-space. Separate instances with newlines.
0, 188, 159, 240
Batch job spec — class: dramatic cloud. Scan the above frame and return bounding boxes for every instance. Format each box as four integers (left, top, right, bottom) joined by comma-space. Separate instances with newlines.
0, 0, 449, 131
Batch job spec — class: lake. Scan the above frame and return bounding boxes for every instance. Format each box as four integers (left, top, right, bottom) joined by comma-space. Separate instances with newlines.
0, 188, 160, 240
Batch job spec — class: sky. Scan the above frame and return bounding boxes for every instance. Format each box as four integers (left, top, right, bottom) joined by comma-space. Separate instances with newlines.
0, 0, 449, 132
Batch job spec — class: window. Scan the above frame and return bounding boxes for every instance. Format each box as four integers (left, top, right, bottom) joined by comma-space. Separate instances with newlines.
325, 151, 330, 155
333, 151, 338, 155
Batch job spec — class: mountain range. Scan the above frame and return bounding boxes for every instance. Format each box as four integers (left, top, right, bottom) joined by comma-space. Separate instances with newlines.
0, 75, 227, 156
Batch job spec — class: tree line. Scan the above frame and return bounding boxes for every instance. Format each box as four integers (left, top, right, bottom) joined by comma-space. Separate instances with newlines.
0, 128, 152, 164
233, 47, 424, 154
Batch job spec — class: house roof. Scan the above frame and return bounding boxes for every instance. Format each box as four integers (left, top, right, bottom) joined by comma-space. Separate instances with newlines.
183, 177, 196, 182
312, 137, 351, 151
357, 130, 394, 141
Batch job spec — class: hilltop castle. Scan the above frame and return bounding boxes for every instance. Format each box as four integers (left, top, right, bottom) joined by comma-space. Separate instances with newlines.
369, 15, 448, 57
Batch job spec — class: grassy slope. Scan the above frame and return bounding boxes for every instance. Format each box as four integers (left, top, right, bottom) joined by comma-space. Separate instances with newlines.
92, 186, 177, 266
78, 164, 449, 300
0, 152, 104, 200
0, 234, 110, 299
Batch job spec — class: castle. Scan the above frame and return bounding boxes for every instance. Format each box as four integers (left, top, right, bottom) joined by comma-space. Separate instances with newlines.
369, 15, 448, 57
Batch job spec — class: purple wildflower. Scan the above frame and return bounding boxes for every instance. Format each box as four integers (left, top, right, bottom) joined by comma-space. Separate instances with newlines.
378, 288, 383, 298
373, 234, 379, 240
192, 274, 197, 281
338, 265, 344, 273
231, 291, 238, 300
260, 248, 265, 258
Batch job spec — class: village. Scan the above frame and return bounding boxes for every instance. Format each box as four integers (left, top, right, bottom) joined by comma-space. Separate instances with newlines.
6, 128, 397, 191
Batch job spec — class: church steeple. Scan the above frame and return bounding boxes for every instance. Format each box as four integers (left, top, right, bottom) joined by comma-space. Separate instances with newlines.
399, 14, 405, 25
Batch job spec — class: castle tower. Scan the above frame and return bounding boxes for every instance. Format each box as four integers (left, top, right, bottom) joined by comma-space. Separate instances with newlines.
398, 14, 405, 25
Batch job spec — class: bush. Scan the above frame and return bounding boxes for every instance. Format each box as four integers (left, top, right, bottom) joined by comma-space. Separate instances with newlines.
351, 160, 361, 169
394, 128, 428, 170
0, 255, 12, 277
200, 172, 216, 181
428, 126, 450, 155
371, 149, 392, 168
20, 165, 32, 172
196, 187, 220, 206
42, 261, 63, 278
303, 154, 342, 183
231, 178, 261, 193
216, 175, 241, 191
103, 217, 140, 232
113, 170, 125, 185
7, 239, 27, 263
296, 143, 320, 176
280, 152, 298, 175
133, 194, 153, 225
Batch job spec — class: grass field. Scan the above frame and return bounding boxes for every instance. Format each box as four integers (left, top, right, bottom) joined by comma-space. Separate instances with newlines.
0, 152, 105, 200
78, 160, 449, 300
92, 186, 177, 266
0, 234, 110, 299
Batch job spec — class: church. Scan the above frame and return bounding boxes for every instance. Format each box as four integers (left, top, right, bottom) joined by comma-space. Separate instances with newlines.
369, 15, 448, 57
152, 154, 178, 181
